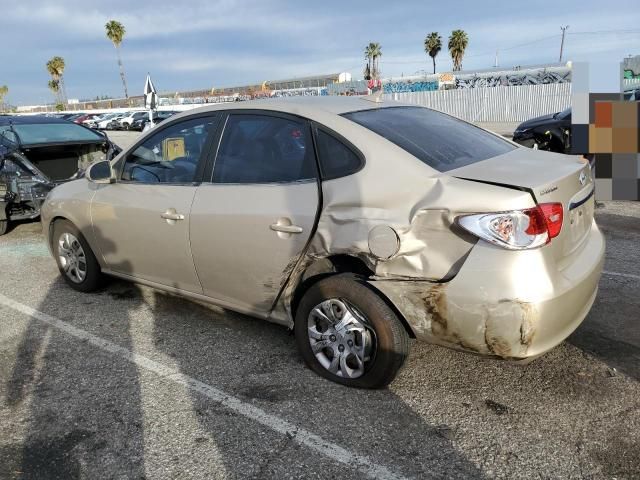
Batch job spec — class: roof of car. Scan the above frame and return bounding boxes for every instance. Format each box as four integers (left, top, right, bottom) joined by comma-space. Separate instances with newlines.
0, 115, 73, 126
184, 95, 405, 118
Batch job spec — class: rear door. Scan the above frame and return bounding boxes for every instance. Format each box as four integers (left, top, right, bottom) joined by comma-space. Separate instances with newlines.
91, 114, 220, 292
190, 111, 320, 314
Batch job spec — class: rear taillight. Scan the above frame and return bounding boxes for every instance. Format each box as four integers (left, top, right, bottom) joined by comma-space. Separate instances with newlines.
539, 202, 563, 239
457, 202, 563, 250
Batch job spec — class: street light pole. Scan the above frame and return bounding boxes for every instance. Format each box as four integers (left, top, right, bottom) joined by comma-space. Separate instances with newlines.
559, 25, 569, 63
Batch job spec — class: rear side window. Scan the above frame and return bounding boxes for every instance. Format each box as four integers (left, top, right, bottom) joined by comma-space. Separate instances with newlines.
315, 130, 362, 179
343, 106, 515, 172
213, 114, 317, 184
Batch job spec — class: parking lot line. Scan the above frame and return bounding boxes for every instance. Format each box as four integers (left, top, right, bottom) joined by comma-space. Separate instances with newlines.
0, 292, 408, 480
603, 270, 640, 281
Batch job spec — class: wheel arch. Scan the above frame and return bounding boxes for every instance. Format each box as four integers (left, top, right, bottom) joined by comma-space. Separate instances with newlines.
290, 254, 416, 339
48, 215, 105, 269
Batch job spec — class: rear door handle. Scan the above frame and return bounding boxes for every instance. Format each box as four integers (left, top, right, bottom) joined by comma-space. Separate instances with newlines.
161, 210, 185, 221
270, 223, 303, 234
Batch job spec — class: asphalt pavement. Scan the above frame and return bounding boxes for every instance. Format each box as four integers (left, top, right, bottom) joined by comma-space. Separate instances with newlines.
0, 200, 639, 479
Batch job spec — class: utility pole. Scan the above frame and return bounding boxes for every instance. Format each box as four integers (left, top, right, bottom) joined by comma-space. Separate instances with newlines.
559, 25, 569, 63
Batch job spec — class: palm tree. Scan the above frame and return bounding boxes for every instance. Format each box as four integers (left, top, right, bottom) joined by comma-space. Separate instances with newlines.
363, 63, 371, 81
0, 85, 8, 111
46, 56, 66, 104
47, 79, 60, 103
105, 20, 129, 98
364, 42, 382, 80
424, 33, 442, 74
448, 30, 468, 71
370, 42, 382, 79
364, 44, 373, 79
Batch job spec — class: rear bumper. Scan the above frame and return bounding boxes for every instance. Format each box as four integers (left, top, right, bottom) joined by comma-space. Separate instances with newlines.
370, 221, 605, 359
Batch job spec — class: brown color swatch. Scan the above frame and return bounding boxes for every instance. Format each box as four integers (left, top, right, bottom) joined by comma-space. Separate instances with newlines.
594, 101, 613, 128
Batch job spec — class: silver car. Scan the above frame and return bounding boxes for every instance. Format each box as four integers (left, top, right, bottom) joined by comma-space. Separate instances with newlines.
41, 97, 604, 388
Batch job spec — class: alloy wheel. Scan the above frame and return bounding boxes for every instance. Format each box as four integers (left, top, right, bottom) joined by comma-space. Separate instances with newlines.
307, 298, 375, 379
57, 232, 87, 283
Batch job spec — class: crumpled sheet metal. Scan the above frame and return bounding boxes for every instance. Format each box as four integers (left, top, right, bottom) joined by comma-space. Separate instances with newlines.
370, 280, 537, 358
272, 172, 535, 327
308, 173, 534, 280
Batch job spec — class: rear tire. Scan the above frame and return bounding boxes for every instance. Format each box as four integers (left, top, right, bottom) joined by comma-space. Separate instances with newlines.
294, 274, 410, 389
52, 220, 103, 292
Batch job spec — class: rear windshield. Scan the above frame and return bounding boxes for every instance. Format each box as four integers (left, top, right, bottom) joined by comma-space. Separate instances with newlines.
0, 122, 104, 146
343, 106, 515, 172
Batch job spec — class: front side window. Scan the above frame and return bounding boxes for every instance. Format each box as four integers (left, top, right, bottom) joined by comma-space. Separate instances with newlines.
212, 114, 316, 184
343, 106, 515, 172
122, 116, 218, 183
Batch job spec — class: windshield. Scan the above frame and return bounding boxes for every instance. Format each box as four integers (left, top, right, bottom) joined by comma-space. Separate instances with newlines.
343, 106, 515, 172
0, 122, 104, 146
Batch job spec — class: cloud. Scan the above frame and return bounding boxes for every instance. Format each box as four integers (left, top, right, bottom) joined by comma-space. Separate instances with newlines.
3, 0, 639, 104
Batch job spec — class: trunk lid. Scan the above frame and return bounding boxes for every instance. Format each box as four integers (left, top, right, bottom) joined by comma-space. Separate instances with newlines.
450, 148, 595, 259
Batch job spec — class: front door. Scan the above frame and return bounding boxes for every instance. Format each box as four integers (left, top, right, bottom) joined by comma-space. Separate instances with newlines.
91, 114, 220, 292
190, 112, 320, 313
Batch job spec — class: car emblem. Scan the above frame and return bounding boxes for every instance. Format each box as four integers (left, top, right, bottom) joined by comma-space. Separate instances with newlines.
579, 171, 587, 186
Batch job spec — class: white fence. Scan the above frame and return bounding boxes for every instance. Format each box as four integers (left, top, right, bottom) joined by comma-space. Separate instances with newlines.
384, 83, 572, 123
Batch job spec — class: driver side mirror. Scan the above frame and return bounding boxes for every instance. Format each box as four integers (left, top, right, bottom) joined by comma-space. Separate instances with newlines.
86, 160, 114, 184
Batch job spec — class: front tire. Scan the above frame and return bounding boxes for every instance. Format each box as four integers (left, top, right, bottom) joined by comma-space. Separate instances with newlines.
295, 274, 410, 389
52, 220, 103, 292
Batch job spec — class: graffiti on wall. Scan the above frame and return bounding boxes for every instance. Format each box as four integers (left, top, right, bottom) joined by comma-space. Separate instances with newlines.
623, 55, 640, 79
383, 81, 439, 93
455, 68, 571, 88
268, 88, 328, 97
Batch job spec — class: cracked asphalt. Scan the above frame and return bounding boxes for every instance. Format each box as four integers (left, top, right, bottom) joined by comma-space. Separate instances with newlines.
0, 189, 639, 478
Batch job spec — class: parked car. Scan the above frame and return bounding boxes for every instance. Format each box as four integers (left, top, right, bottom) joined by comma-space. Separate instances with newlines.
93, 113, 121, 130
131, 111, 177, 131
84, 113, 112, 129
0, 115, 120, 235
74, 113, 100, 124
105, 113, 131, 130
513, 108, 572, 153
41, 98, 604, 388
61, 113, 85, 122
117, 111, 149, 130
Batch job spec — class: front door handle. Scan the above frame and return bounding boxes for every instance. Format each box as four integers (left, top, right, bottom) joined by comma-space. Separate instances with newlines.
270, 223, 303, 234
161, 209, 185, 222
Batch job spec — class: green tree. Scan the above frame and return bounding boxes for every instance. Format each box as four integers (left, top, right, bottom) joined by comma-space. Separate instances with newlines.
47, 79, 60, 104
448, 30, 468, 71
46, 56, 67, 104
363, 63, 371, 81
424, 32, 442, 74
105, 20, 129, 98
364, 44, 373, 79
364, 42, 382, 80
0, 85, 8, 111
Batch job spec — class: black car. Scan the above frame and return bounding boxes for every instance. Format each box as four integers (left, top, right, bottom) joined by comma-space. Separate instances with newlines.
0, 116, 120, 235
130, 111, 177, 131
513, 108, 572, 154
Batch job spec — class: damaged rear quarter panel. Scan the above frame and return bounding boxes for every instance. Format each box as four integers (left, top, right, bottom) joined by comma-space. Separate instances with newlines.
369, 279, 538, 358
272, 122, 536, 329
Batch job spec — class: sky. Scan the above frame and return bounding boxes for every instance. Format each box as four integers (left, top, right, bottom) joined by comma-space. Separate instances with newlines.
1, 0, 639, 105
